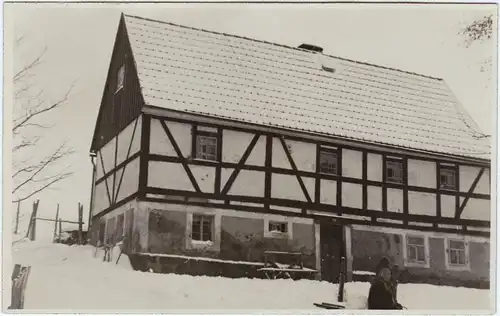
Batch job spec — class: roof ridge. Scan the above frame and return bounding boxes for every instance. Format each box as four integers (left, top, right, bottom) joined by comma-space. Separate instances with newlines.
123, 13, 443, 81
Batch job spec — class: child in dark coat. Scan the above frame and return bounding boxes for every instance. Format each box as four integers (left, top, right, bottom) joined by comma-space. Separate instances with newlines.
367, 267, 403, 310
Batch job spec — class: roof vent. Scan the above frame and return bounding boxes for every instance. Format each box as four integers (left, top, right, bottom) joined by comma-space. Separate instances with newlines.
298, 43, 323, 53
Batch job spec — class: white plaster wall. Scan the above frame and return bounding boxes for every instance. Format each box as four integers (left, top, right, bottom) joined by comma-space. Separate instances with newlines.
367, 186, 382, 211
272, 174, 307, 201
222, 129, 253, 164
320, 179, 337, 205
94, 181, 110, 214
342, 183, 363, 208
342, 149, 362, 179
440, 194, 456, 218
148, 161, 195, 191
460, 165, 478, 192
387, 188, 403, 213
100, 137, 116, 175
96, 151, 105, 180
272, 138, 290, 169
116, 116, 142, 165
287, 139, 316, 172
190, 165, 216, 194
408, 159, 436, 188
408, 191, 436, 216
246, 135, 266, 166
150, 118, 176, 156
221, 168, 234, 190
115, 157, 140, 202
228, 170, 265, 197
475, 169, 490, 195
168, 121, 192, 158
367, 153, 382, 182
460, 198, 491, 221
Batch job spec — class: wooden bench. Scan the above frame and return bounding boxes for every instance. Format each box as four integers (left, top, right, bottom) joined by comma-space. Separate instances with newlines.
258, 251, 318, 280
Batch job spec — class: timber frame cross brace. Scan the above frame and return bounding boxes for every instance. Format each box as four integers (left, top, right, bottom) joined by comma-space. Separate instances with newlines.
456, 167, 485, 219
279, 136, 312, 203
160, 120, 202, 193
221, 133, 261, 195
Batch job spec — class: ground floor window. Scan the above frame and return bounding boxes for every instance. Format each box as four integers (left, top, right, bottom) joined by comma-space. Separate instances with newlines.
406, 235, 427, 265
192, 214, 213, 242
116, 214, 125, 242
268, 221, 288, 233
447, 239, 468, 267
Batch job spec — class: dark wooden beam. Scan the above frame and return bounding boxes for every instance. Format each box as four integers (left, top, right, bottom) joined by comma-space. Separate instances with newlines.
114, 117, 140, 203
214, 127, 223, 194
221, 133, 261, 195
98, 151, 113, 206
264, 135, 273, 210
457, 167, 485, 218
160, 120, 201, 193
138, 114, 151, 198
145, 153, 491, 200
279, 137, 312, 203
144, 186, 490, 228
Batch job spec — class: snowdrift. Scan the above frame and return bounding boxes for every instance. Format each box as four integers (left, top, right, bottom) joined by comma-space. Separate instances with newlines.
9, 240, 492, 312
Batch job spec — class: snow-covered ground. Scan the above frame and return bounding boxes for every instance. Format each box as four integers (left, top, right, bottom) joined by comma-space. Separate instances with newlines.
8, 239, 492, 312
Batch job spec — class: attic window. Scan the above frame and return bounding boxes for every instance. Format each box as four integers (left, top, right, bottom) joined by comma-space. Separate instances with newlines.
116, 64, 125, 92
322, 65, 335, 73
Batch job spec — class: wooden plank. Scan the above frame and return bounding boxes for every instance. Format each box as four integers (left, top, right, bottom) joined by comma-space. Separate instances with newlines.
313, 302, 345, 309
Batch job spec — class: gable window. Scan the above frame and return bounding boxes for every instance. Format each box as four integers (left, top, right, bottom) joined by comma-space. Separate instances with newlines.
195, 132, 218, 161
406, 235, 427, 265
319, 147, 338, 175
447, 239, 468, 267
192, 214, 213, 242
269, 221, 288, 233
440, 167, 457, 190
386, 158, 403, 184
116, 64, 125, 92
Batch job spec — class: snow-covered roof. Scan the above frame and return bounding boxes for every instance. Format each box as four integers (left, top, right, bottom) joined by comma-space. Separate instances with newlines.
123, 14, 491, 161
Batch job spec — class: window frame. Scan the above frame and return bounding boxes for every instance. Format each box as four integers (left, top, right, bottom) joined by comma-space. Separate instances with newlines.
191, 214, 214, 242
385, 157, 404, 184
445, 238, 470, 271
268, 221, 288, 234
403, 234, 429, 268
193, 129, 219, 162
439, 165, 458, 191
318, 147, 339, 175
116, 64, 125, 93
264, 217, 293, 239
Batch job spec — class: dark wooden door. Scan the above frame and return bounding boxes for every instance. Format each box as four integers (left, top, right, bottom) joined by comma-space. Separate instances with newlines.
320, 223, 344, 283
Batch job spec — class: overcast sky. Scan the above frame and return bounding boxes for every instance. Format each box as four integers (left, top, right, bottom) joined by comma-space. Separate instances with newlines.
6, 3, 497, 240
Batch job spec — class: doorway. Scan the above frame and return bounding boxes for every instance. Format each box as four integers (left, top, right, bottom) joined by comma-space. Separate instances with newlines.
320, 222, 345, 283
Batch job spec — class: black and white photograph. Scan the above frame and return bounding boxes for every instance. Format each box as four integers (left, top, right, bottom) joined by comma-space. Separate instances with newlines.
3, 1, 497, 312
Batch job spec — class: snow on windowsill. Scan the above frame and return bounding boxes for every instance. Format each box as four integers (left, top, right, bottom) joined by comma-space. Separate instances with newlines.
191, 240, 213, 247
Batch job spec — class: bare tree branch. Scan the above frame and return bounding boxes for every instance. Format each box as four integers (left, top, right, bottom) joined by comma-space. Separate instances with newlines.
12, 35, 76, 203
14, 45, 47, 83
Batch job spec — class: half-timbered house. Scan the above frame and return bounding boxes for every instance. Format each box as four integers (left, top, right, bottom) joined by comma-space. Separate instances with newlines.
89, 13, 491, 287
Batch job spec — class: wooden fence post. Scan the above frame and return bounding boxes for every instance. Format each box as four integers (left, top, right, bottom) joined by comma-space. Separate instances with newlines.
9, 264, 31, 309
14, 201, 21, 234
78, 203, 83, 245
337, 257, 346, 302
53, 204, 60, 242
58, 218, 62, 237
30, 200, 39, 241
25, 200, 39, 240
